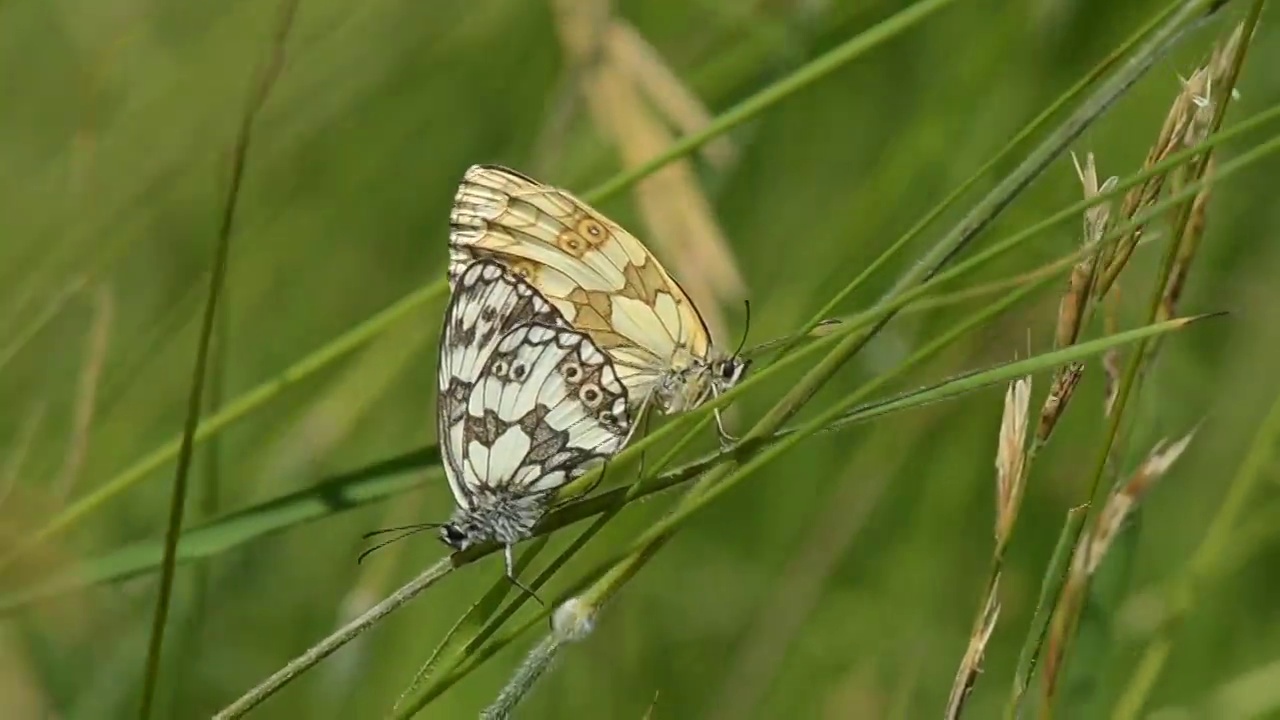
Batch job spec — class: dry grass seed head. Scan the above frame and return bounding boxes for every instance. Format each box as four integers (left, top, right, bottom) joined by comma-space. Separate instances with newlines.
995, 376, 1032, 544
1102, 341, 1124, 419
1037, 362, 1084, 445
1071, 151, 1120, 245
1083, 428, 1198, 575
1096, 48, 1222, 299
1161, 156, 1216, 321
1057, 153, 1117, 348
944, 585, 1001, 720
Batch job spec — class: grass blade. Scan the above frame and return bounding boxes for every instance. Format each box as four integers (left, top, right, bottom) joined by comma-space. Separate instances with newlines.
0, 447, 439, 613
1005, 506, 1090, 719
137, 2, 300, 716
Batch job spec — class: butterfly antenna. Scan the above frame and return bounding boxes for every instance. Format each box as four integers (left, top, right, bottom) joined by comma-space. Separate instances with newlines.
733, 299, 752, 358
357, 524, 440, 564
504, 545, 545, 606
361, 522, 441, 540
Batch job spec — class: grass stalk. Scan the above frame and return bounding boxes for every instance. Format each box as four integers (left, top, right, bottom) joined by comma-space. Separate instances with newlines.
573, 0, 1225, 615
212, 557, 453, 719
137, 2, 298, 717
1004, 506, 1089, 718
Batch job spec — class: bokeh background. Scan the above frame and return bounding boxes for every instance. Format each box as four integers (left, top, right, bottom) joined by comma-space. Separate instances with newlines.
2, 0, 1279, 718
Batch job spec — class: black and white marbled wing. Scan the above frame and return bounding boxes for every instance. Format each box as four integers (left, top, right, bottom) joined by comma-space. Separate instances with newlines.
438, 259, 631, 509
460, 322, 632, 496
439, 260, 568, 509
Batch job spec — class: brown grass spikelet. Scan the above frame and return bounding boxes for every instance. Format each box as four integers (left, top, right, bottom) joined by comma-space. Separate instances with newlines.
1042, 428, 1198, 703
1102, 348, 1123, 418
1037, 362, 1084, 446
1082, 428, 1198, 575
1056, 152, 1117, 349
1097, 21, 1248, 301
944, 586, 1001, 720
1096, 71, 1202, 297
995, 376, 1032, 546
1160, 156, 1215, 322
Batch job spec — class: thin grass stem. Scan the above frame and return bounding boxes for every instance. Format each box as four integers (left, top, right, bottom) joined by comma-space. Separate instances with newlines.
137, 2, 298, 717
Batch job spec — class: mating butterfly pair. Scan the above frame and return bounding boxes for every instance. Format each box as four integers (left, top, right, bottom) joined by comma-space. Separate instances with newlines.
432, 165, 749, 580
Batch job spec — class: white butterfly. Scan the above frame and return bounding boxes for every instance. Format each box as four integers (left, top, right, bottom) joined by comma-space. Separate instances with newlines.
435, 259, 633, 580
448, 165, 749, 443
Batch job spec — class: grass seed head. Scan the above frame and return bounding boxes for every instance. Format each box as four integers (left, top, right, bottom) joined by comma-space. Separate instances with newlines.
995, 376, 1032, 544
944, 585, 1001, 720
1037, 362, 1084, 445
1084, 428, 1198, 575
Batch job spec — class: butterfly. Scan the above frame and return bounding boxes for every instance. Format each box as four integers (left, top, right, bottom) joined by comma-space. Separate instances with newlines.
448, 164, 749, 444
430, 258, 632, 586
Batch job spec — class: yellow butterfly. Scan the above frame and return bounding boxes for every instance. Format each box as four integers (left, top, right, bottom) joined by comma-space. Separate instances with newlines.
448, 164, 748, 443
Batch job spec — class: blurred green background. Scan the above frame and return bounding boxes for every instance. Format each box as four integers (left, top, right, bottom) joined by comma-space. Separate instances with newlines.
2, 0, 1279, 717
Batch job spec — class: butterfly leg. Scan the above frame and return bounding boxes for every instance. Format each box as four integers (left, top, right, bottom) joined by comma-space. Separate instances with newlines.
504, 544, 545, 606
712, 395, 740, 449
579, 457, 609, 496
619, 391, 655, 479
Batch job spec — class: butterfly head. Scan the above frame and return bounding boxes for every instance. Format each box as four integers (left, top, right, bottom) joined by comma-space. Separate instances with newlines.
658, 352, 751, 413
439, 488, 550, 554
706, 298, 752, 399
711, 355, 750, 395
439, 521, 474, 552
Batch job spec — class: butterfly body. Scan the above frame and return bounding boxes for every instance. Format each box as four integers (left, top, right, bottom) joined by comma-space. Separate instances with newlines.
436, 259, 631, 571
449, 164, 748, 436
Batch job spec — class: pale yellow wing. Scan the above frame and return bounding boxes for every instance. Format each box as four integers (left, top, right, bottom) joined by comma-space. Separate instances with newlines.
449, 165, 713, 386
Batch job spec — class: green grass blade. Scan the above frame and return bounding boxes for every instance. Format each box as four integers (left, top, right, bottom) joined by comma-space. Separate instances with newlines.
1005, 506, 1090, 720
0, 447, 439, 613
137, 2, 301, 714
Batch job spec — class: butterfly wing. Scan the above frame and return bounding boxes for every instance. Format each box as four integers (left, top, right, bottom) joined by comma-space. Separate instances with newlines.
449, 164, 713, 397
438, 260, 630, 509
462, 321, 631, 496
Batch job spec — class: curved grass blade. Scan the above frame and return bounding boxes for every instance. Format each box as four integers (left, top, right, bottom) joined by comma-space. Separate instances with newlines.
0, 246, 1081, 614
1004, 506, 1090, 720
138, 2, 301, 714
0, 447, 440, 613
4, 308, 1222, 620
